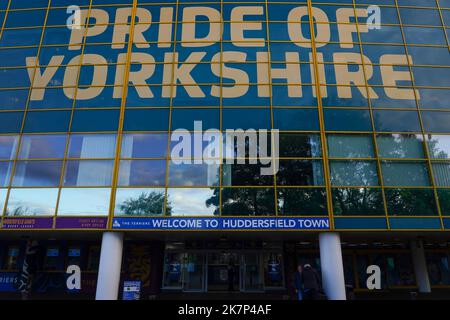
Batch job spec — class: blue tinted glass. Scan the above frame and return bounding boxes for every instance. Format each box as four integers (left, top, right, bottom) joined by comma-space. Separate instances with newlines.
12, 160, 62, 187
171, 108, 219, 131
71, 110, 120, 132
121, 133, 168, 158
19, 135, 67, 159
118, 160, 166, 186
0, 112, 23, 133
24, 111, 70, 133
223, 108, 271, 130
274, 108, 319, 131
324, 109, 372, 132
374, 110, 421, 132
124, 109, 169, 132
423, 112, 450, 133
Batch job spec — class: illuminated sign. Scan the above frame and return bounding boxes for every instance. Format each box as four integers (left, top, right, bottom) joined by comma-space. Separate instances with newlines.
21, 5, 419, 108
112, 217, 330, 230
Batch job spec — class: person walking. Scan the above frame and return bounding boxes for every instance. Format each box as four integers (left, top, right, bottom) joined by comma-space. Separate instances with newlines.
302, 264, 321, 300
294, 264, 303, 300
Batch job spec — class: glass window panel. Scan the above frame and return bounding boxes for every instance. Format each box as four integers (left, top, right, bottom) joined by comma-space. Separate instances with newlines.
438, 189, 450, 215
6, 188, 58, 216
279, 134, 321, 157
423, 111, 450, 133
223, 109, 271, 130
71, 110, 119, 132
18, 135, 66, 159
374, 110, 421, 132
0, 136, 18, 160
222, 163, 274, 186
276, 160, 324, 186
332, 188, 385, 216
63, 160, 114, 186
0, 112, 23, 133
385, 188, 438, 216
273, 109, 319, 131
432, 162, 450, 187
115, 188, 166, 216
123, 109, 169, 132
0, 189, 6, 215
277, 188, 327, 216
377, 134, 425, 159
167, 188, 218, 216
57, 188, 111, 216
12, 160, 62, 187
68, 134, 116, 159
427, 135, 450, 159
324, 109, 372, 132
23, 111, 70, 133
328, 134, 374, 158
426, 253, 450, 286
168, 162, 220, 187
330, 161, 379, 186
121, 133, 168, 158
382, 161, 430, 186
221, 187, 275, 216
0, 162, 13, 187
118, 160, 166, 186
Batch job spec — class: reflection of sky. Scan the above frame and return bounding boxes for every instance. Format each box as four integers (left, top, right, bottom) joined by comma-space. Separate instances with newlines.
168, 163, 219, 187
7, 188, 58, 215
167, 188, 216, 216
57, 188, 110, 215
428, 135, 450, 159
13, 161, 62, 187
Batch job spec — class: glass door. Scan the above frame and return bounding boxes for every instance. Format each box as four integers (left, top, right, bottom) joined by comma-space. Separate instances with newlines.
242, 253, 263, 292
183, 253, 205, 292
163, 252, 206, 292
207, 252, 239, 291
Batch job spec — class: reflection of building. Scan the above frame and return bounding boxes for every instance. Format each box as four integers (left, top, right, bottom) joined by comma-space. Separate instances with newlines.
0, 0, 450, 300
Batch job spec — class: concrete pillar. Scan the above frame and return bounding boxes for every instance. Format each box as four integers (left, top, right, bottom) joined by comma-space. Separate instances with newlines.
411, 240, 431, 293
319, 232, 346, 300
95, 232, 124, 300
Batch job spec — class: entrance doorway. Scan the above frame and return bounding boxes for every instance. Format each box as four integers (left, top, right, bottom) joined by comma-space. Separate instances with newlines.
162, 248, 284, 293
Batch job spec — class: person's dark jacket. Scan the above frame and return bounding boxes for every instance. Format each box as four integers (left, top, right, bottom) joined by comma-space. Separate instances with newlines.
302, 266, 321, 291
294, 271, 303, 291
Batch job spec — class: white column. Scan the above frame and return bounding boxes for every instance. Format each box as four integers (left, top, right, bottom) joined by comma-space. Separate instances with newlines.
319, 232, 346, 300
411, 240, 431, 293
95, 232, 124, 300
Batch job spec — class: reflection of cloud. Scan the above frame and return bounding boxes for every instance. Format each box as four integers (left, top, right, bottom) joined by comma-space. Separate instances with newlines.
168, 188, 215, 216
7, 188, 57, 215
58, 188, 110, 215
168, 163, 219, 186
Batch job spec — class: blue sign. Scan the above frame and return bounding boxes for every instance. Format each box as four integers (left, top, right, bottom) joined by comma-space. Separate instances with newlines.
112, 217, 329, 231
123, 281, 141, 301
0, 273, 18, 292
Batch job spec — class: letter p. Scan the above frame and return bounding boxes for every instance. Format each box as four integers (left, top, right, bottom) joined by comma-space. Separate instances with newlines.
69, 9, 109, 50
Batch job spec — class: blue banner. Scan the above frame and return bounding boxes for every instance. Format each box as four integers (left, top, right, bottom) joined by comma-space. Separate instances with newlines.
112, 217, 329, 231
0, 272, 18, 292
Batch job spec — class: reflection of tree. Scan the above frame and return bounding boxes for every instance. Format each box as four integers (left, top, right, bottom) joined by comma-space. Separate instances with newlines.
5, 206, 34, 216
379, 134, 439, 216
385, 188, 437, 216
205, 134, 325, 216
207, 187, 274, 216
333, 188, 383, 215
119, 192, 171, 216
278, 188, 327, 215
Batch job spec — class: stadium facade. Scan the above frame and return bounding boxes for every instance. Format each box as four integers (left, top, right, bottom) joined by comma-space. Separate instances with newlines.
0, 0, 449, 300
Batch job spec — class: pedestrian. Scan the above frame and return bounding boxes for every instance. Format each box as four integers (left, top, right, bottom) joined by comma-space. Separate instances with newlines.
294, 264, 303, 300
302, 264, 321, 300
